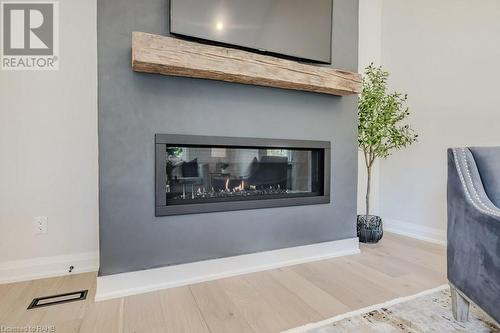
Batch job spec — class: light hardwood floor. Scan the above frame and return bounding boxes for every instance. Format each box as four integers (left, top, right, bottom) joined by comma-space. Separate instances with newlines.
0, 233, 447, 333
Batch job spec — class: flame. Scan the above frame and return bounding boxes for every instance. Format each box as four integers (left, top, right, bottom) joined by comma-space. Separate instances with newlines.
233, 180, 245, 192
224, 179, 246, 192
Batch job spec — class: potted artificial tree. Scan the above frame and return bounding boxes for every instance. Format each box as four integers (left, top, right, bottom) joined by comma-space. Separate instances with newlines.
357, 64, 418, 243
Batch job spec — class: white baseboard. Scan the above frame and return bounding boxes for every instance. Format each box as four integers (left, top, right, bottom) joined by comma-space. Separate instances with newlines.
384, 219, 446, 245
0, 252, 99, 284
95, 238, 360, 301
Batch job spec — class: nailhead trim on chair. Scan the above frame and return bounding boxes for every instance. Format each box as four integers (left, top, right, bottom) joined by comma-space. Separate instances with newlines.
452, 148, 500, 218
460, 149, 500, 214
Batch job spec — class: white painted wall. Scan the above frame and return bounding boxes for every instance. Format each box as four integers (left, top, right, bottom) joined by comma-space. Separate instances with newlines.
0, 0, 99, 280
377, 0, 500, 243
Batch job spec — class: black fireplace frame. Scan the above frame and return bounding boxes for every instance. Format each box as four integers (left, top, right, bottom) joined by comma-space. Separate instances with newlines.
155, 134, 331, 216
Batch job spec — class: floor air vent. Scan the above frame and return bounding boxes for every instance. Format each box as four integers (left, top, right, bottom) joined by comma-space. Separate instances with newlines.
27, 290, 88, 309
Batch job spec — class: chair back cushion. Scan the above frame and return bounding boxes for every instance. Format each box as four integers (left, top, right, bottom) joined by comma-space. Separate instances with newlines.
182, 158, 199, 177
248, 156, 288, 188
469, 147, 500, 208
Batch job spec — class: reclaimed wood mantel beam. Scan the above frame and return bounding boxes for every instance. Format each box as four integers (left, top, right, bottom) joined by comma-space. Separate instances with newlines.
132, 32, 362, 96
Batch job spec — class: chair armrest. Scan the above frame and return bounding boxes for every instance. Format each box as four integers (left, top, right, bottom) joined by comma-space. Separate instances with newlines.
450, 148, 500, 218
447, 148, 500, 323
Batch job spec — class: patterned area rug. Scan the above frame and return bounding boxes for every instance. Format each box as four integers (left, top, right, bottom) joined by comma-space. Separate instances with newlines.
284, 285, 499, 333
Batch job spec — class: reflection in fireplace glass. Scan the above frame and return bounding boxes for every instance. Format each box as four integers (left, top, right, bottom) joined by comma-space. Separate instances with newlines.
164, 145, 324, 205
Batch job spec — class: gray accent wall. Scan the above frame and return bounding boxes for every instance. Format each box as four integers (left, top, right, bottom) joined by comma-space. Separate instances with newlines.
98, 0, 359, 276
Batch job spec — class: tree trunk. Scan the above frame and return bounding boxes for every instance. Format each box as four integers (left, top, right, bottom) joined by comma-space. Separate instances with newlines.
365, 165, 372, 218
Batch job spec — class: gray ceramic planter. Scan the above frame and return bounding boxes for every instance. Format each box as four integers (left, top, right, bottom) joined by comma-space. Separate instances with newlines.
357, 215, 383, 244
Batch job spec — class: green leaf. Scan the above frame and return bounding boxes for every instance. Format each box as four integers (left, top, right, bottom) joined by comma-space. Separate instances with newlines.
358, 64, 417, 161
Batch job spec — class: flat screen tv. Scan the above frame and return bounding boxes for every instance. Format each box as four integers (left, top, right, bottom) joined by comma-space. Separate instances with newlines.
170, 0, 333, 64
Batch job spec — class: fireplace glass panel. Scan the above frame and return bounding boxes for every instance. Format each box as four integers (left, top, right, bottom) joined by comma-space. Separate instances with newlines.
164, 145, 324, 205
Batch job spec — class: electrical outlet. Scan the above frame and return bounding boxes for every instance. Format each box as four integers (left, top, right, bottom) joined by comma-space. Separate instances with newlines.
33, 216, 48, 235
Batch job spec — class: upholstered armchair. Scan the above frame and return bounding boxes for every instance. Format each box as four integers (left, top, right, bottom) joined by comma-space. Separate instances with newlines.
447, 147, 500, 324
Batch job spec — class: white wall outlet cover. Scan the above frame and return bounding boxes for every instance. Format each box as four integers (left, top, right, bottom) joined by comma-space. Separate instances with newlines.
33, 216, 48, 235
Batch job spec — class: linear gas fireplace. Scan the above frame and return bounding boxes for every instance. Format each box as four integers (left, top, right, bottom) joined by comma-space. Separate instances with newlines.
155, 134, 330, 216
